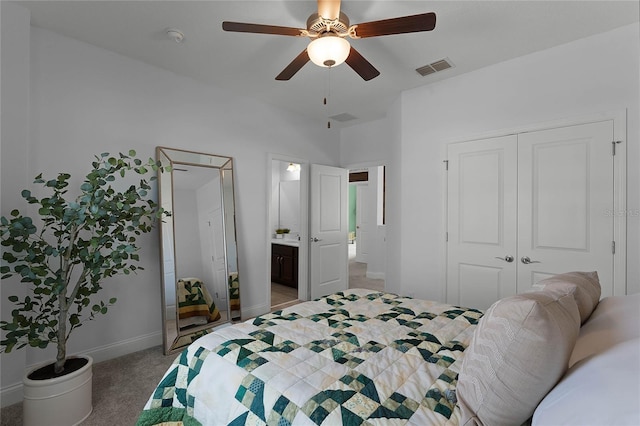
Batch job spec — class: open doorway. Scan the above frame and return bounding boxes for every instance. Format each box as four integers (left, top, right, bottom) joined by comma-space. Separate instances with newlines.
269, 159, 303, 310
348, 166, 386, 291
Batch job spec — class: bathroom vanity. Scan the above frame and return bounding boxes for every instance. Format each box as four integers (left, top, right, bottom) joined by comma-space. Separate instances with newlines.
271, 241, 298, 288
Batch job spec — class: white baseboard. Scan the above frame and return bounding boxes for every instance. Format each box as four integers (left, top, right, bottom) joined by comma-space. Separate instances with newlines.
83, 330, 162, 364
1, 382, 23, 408
239, 303, 270, 321
366, 271, 385, 280
1, 331, 162, 408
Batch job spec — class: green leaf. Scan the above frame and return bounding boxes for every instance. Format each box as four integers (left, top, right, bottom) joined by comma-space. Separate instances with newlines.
1, 149, 163, 357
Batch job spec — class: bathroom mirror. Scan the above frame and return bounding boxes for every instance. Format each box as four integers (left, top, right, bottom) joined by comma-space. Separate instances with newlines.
157, 147, 240, 354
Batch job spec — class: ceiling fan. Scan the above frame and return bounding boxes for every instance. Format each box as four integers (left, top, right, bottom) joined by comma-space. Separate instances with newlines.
222, 0, 436, 81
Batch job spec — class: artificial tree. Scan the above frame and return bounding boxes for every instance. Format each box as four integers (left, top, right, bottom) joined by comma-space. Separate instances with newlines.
0, 150, 169, 376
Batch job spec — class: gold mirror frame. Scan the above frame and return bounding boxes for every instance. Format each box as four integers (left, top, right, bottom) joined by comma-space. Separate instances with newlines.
157, 147, 240, 354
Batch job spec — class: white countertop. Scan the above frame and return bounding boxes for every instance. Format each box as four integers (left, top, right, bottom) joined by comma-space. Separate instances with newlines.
272, 238, 299, 247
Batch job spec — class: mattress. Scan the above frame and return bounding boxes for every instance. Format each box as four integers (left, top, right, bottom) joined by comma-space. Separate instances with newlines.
137, 289, 482, 425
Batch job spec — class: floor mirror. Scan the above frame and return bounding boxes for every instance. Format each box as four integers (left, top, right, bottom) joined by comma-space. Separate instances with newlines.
156, 146, 240, 354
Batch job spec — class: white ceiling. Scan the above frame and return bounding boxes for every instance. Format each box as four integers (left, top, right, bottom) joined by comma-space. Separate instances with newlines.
17, 0, 639, 128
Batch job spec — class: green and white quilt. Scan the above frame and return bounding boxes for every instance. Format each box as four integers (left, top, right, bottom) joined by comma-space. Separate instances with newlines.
137, 289, 482, 426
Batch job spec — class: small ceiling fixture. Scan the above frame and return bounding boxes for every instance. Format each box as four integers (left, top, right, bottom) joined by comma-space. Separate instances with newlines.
166, 28, 184, 43
307, 34, 351, 67
287, 163, 301, 172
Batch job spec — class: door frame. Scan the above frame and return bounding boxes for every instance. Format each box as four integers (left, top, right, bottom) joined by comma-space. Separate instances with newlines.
343, 161, 388, 284
266, 154, 310, 307
443, 109, 627, 299
353, 182, 369, 263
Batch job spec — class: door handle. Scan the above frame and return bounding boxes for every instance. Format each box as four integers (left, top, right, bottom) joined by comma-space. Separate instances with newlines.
495, 255, 514, 263
311, 237, 322, 242
521, 256, 541, 264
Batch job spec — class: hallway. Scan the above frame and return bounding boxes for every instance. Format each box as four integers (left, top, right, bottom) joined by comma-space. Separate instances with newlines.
348, 260, 385, 292
347, 242, 385, 292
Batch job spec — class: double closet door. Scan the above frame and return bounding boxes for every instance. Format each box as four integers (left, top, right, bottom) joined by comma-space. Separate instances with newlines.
446, 120, 617, 310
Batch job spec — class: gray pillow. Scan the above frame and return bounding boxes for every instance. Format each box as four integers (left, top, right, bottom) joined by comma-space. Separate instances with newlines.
457, 290, 581, 426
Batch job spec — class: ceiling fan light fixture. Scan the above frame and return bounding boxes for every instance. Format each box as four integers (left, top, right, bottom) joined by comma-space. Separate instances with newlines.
307, 35, 350, 68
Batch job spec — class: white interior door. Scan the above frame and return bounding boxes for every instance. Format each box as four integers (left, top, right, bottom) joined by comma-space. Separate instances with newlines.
447, 120, 618, 309
447, 135, 518, 310
517, 121, 614, 294
206, 208, 228, 308
355, 184, 369, 263
310, 164, 348, 299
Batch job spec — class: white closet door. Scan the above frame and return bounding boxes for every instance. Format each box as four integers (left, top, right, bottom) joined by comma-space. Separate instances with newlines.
517, 120, 614, 294
447, 135, 518, 309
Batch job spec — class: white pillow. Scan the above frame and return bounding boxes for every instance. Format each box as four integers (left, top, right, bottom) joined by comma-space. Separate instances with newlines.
533, 337, 640, 426
569, 293, 640, 367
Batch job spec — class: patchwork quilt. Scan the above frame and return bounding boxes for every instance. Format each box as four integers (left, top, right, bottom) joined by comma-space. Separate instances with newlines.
177, 278, 221, 322
137, 289, 483, 426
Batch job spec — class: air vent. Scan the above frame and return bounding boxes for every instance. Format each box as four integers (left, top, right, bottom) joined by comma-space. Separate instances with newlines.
329, 113, 358, 122
416, 57, 454, 77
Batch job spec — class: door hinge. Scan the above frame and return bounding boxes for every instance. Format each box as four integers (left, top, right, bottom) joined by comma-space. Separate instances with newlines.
443, 160, 449, 171
612, 140, 622, 156
612, 241, 616, 255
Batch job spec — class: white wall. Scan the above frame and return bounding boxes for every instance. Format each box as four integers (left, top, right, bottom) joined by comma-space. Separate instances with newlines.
0, 0, 31, 403
1, 3, 340, 405
343, 23, 640, 302
362, 166, 386, 280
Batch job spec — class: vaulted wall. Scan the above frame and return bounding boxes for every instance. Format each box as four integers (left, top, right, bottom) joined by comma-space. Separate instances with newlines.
1, 2, 341, 404
341, 23, 640, 303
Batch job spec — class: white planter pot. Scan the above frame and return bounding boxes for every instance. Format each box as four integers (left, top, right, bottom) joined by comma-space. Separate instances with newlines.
23, 355, 93, 426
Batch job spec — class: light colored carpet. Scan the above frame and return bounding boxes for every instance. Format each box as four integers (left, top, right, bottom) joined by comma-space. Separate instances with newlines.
0, 265, 384, 425
349, 261, 385, 292
0, 346, 176, 426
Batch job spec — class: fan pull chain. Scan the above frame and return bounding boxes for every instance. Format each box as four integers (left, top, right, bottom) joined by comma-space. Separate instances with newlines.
324, 97, 329, 128
325, 68, 331, 128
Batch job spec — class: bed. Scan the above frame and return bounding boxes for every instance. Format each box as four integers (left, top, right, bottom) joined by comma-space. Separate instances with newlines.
137, 272, 640, 426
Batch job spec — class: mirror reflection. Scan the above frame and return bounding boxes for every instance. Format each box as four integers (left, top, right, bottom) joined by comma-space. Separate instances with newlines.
157, 147, 240, 354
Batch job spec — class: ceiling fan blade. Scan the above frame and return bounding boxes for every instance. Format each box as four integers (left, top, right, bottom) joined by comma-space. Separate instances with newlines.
345, 47, 380, 81
222, 21, 305, 37
352, 12, 436, 38
317, 0, 341, 20
275, 50, 310, 80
